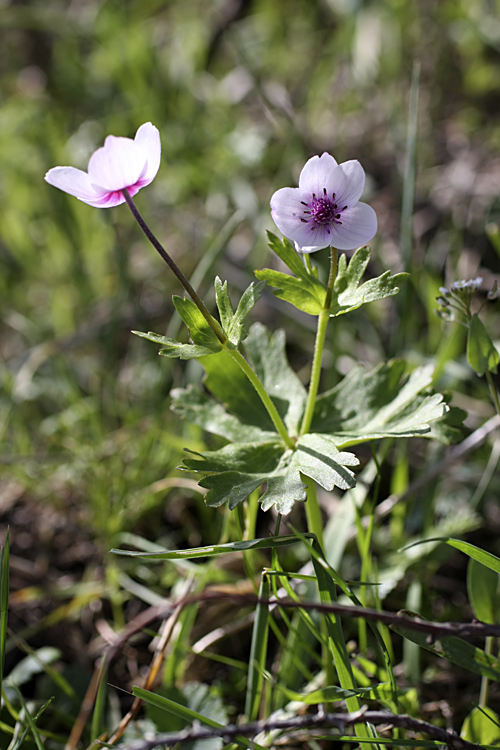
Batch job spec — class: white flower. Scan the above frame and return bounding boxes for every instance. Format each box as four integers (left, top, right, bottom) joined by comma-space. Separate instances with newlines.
270, 152, 377, 253
44, 123, 161, 208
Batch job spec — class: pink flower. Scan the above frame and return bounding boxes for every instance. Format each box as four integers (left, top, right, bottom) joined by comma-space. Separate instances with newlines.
44, 123, 161, 208
270, 152, 377, 253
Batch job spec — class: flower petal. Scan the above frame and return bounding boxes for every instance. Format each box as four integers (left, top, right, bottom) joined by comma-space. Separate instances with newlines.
134, 122, 161, 184
298, 152, 338, 195
88, 136, 146, 192
44, 166, 101, 203
331, 160, 366, 207
328, 202, 377, 251
295, 224, 333, 253
270, 187, 317, 245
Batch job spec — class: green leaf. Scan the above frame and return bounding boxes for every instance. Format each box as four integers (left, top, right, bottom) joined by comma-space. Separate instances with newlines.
467, 313, 499, 375
171, 385, 276, 443
391, 618, 500, 682
404, 537, 500, 575
214, 277, 234, 334
200, 349, 274, 431
173, 296, 223, 351
427, 404, 466, 444
228, 279, 266, 346
329, 246, 409, 317
133, 331, 219, 360
257, 240, 407, 317
312, 361, 448, 447
111, 533, 314, 560
292, 433, 358, 491
254, 268, 326, 315
461, 706, 500, 745
178, 431, 358, 514
256, 233, 326, 315
266, 231, 318, 279
467, 558, 500, 625
277, 683, 387, 705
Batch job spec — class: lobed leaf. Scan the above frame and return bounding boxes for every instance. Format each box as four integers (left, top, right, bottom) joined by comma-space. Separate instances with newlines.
214, 277, 266, 346
179, 433, 358, 514
329, 246, 409, 317
312, 361, 449, 447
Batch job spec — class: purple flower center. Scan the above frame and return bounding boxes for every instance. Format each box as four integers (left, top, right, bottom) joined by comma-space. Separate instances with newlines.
300, 189, 348, 232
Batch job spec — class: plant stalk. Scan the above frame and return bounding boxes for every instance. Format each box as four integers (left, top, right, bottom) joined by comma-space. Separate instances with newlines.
299, 247, 338, 437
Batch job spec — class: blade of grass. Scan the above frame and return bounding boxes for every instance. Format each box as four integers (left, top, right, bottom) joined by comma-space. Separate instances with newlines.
245, 572, 270, 721
0, 529, 9, 700
111, 533, 314, 560
90, 659, 108, 743
403, 537, 500, 573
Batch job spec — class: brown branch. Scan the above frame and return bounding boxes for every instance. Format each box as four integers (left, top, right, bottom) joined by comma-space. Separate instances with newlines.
102, 707, 482, 750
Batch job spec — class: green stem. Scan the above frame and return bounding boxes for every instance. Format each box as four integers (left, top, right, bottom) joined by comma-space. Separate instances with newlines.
302, 474, 324, 550
300, 247, 338, 436
227, 349, 295, 449
479, 636, 493, 707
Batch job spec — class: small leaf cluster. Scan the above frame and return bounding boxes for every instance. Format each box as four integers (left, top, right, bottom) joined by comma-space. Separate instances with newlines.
255, 233, 409, 316
133, 278, 265, 359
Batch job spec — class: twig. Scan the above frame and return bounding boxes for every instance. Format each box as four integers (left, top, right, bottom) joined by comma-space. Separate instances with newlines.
103, 707, 482, 750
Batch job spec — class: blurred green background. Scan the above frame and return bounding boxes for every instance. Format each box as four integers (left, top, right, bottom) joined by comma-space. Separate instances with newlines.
2, 0, 500, 744
1, 0, 500, 549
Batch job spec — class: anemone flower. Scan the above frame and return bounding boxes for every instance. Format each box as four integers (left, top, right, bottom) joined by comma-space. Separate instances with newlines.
44, 122, 161, 208
270, 152, 377, 253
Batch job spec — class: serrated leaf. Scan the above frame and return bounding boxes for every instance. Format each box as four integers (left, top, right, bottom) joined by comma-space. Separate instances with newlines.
173, 296, 223, 351
258, 239, 407, 317
312, 361, 447, 447
179, 432, 358, 514
292, 433, 358, 491
427, 404, 466, 444
467, 313, 499, 375
171, 385, 276, 443
328, 246, 409, 317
